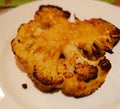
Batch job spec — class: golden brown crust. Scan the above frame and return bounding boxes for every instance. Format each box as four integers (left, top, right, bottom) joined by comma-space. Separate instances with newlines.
11, 5, 120, 97
34, 5, 70, 29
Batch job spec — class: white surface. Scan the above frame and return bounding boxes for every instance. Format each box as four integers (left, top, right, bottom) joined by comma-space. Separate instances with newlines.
0, 0, 120, 109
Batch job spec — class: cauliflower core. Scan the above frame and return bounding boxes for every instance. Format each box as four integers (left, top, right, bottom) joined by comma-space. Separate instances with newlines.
11, 5, 120, 97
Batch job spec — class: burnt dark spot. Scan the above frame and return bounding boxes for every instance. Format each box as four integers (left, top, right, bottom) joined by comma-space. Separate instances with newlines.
22, 83, 27, 89
59, 53, 65, 59
99, 58, 111, 71
83, 49, 88, 55
13, 51, 16, 55
73, 70, 77, 74
18, 39, 21, 43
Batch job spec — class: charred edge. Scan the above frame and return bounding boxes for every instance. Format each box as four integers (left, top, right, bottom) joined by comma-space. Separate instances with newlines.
32, 71, 52, 85
110, 27, 120, 46
104, 46, 113, 54
11, 41, 16, 55
32, 68, 53, 86
111, 27, 120, 36
11, 39, 14, 44
33, 72, 63, 86
32, 71, 48, 84
99, 58, 111, 71
63, 11, 71, 18
39, 5, 71, 18
39, 5, 63, 11
113, 37, 120, 47
99, 18, 109, 23
74, 14, 79, 20
110, 34, 120, 47
40, 78, 53, 86
33, 71, 37, 79
13, 51, 16, 55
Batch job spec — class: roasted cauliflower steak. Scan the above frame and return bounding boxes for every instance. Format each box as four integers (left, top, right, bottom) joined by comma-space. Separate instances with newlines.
11, 5, 120, 97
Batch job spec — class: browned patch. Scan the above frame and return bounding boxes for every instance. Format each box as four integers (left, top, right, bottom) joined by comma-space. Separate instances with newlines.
74, 63, 98, 82
99, 58, 111, 71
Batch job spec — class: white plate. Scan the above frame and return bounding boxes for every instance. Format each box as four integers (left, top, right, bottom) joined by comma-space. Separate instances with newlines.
0, 0, 120, 109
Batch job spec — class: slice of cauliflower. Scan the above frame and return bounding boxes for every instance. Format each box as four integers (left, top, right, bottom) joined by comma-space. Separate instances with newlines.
11, 5, 120, 97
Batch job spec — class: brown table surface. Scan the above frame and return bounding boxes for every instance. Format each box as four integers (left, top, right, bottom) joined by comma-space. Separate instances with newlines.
114, 0, 120, 5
